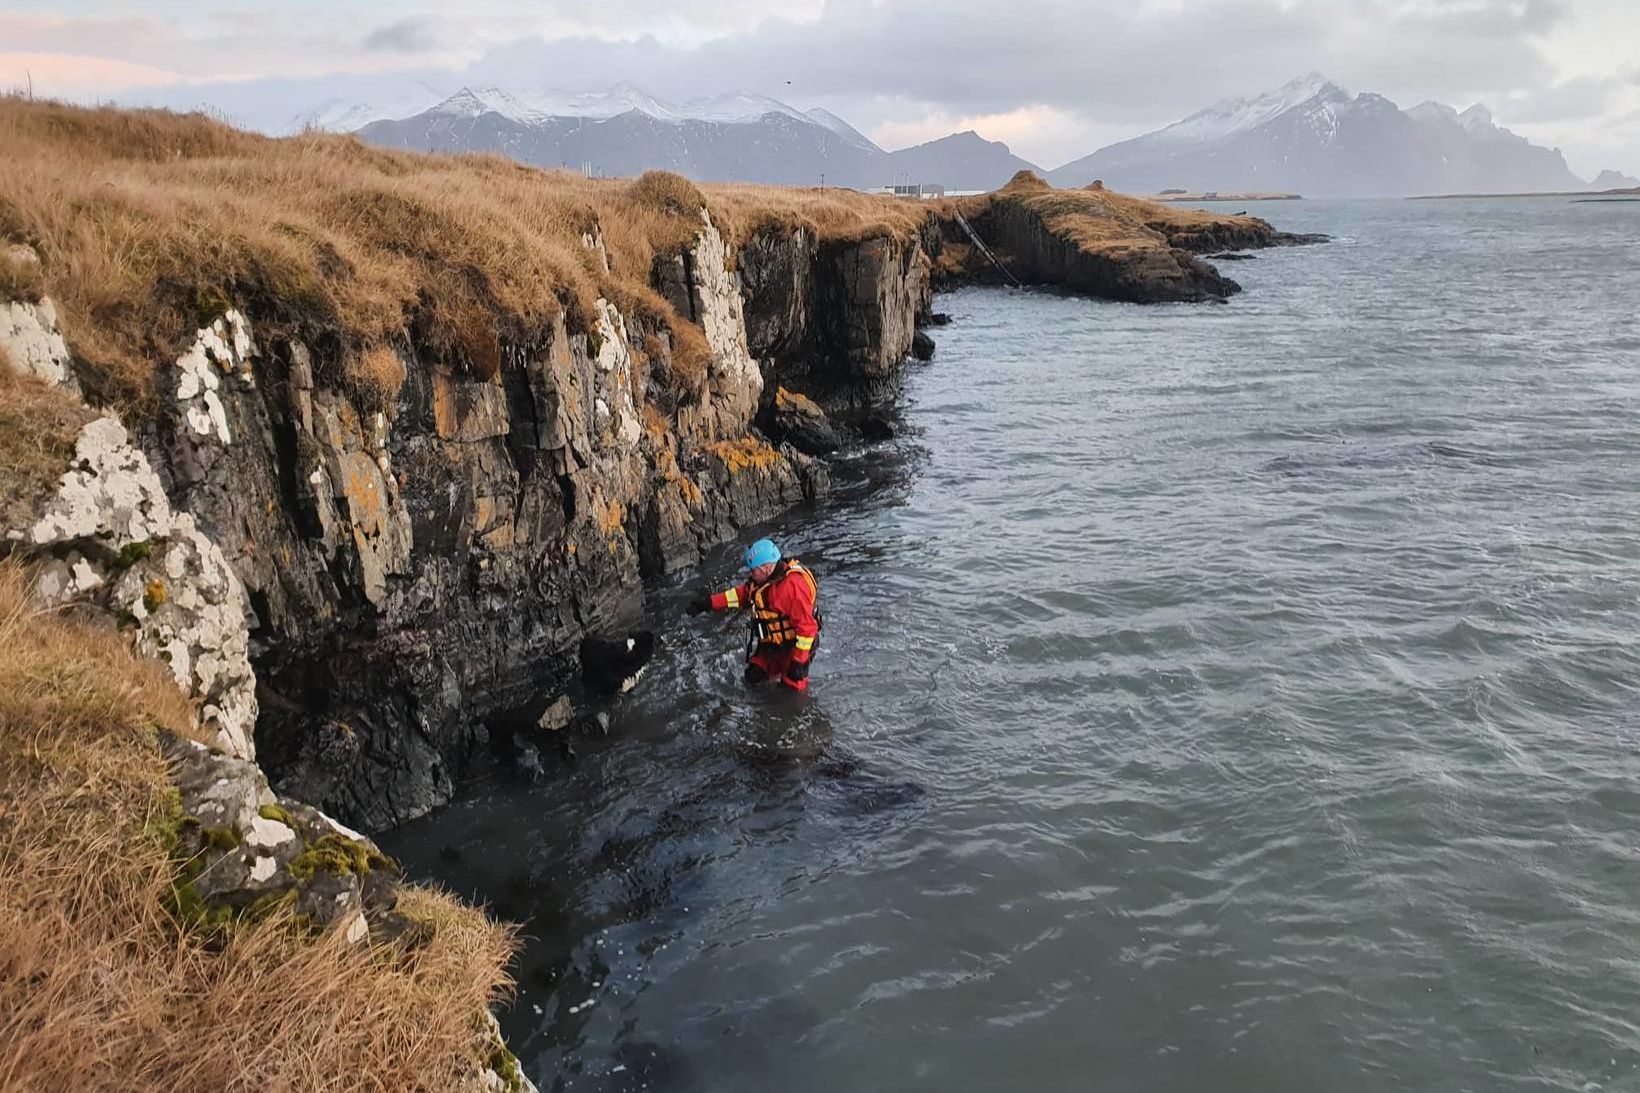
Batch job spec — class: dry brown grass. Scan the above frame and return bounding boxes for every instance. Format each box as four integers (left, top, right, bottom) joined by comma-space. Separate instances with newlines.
349, 345, 409, 412
0, 561, 518, 1092
0, 244, 45, 302
0, 350, 94, 534
706, 180, 932, 248
0, 96, 931, 417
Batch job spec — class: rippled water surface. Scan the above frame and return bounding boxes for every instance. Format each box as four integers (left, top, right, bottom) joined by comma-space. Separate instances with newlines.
383, 199, 1640, 1092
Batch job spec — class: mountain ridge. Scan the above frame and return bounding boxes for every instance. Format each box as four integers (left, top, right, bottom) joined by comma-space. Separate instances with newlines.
1048, 75, 1587, 197
352, 85, 1043, 191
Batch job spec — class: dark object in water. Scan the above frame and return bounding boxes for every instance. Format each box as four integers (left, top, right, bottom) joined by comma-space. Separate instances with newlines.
912, 329, 936, 361
580, 631, 655, 695
1206, 251, 1258, 261
859, 413, 896, 441
511, 735, 547, 783
926, 312, 952, 326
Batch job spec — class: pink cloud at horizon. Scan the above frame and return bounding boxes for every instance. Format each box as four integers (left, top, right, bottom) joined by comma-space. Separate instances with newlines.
0, 52, 181, 99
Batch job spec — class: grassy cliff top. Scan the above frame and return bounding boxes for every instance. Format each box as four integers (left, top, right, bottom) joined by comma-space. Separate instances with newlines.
0, 97, 930, 413
954, 171, 1274, 253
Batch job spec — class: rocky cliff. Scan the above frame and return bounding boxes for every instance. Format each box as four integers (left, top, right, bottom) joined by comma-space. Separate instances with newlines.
207, 211, 929, 829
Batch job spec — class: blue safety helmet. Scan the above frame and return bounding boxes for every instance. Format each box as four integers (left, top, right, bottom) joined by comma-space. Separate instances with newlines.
742, 537, 781, 571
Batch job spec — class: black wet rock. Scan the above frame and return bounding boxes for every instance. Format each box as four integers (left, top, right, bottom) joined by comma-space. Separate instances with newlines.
766, 387, 841, 456
859, 413, 896, 442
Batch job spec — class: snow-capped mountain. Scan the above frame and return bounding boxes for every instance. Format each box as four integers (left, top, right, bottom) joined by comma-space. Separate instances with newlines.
1139, 72, 1348, 150
350, 86, 1041, 190
285, 85, 448, 135
803, 107, 880, 153
1048, 74, 1586, 197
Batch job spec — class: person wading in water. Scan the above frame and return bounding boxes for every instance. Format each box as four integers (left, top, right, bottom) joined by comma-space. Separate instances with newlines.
688, 537, 820, 691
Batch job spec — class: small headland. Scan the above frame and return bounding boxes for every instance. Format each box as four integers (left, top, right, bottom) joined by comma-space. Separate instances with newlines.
928, 172, 1326, 303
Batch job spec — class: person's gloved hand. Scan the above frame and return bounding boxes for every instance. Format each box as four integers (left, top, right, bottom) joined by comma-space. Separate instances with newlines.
784, 659, 810, 684
686, 591, 712, 615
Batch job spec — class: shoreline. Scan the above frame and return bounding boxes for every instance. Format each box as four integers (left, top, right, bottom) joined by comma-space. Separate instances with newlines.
1410, 187, 1640, 200
1148, 191, 1303, 202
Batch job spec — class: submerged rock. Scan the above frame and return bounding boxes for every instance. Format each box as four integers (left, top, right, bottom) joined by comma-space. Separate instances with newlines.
911, 330, 936, 361
859, 413, 897, 442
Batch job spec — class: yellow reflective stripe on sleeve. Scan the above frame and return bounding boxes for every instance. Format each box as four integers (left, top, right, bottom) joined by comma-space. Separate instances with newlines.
723, 589, 740, 609
794, 635, 815, 651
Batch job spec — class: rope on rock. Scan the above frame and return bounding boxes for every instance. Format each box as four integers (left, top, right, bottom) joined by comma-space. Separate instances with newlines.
952, 211, 1024, 289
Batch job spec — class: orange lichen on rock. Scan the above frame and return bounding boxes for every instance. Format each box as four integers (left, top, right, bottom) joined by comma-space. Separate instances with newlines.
597, 497, 627, 552
707, 435, 781, 475
774, 387, 821, 416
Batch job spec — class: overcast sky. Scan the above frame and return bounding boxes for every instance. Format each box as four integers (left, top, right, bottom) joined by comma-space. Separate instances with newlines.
3, 0, 1638, 176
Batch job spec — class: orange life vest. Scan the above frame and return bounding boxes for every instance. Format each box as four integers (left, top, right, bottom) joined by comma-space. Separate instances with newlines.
752, 560, 819, 647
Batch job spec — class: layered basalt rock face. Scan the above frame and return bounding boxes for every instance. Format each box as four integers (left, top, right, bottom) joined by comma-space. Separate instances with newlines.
167, 221, 926, 829
3, 214, 931, 830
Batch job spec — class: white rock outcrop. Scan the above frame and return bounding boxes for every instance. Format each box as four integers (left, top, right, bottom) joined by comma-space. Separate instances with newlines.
0, 293, 77, 392
594, 298, 643, 450
30, 416, 174, 547
109, 513, 259, 760
690, 210, 763, 437
173, 308, 257, 445
3, 304, 261, 761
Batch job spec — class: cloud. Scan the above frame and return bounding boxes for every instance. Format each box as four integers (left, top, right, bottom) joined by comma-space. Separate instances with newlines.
440, 0, 1591, 164
362, 19, 442, 54
1497, 74, 1619, 122
20, 0, 1635, 173
867, 105, 1135, 164
0, 52, 179, 97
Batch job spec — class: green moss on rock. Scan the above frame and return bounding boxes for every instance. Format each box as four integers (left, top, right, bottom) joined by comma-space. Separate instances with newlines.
203, 825, 241, 852
114, 540, 154, 569
488, 1042, 526, 1093
256, 803, 295, 827
287, 833, 392, 881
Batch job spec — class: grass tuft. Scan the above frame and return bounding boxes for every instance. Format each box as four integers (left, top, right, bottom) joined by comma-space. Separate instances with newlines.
0, 351, 94, 533
349, 345, 408, 412
0, 560, 519, 1091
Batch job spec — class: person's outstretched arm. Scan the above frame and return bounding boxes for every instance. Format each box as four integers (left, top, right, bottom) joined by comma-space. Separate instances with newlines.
687, 582, 751, 614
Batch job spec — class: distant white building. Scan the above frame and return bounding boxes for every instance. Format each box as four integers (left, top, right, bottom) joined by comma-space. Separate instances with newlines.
875, 183, 946, 199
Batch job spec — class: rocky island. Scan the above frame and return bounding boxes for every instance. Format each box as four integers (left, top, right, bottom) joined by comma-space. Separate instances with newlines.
0, 98, 1317, 1089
